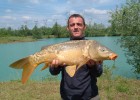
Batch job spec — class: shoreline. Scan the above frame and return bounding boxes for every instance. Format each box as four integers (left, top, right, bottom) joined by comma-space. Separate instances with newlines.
0, 36, 37, 44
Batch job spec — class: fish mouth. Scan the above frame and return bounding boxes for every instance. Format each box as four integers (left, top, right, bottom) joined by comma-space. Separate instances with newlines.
109, 53, 118, 60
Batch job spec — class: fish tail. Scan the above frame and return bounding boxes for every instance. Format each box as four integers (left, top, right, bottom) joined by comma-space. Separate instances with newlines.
10, 57, 38, 84
22, 62, 37, 84
10, 57, 29, 69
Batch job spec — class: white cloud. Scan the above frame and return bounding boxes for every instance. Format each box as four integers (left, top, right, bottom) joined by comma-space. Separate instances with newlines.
9, 0, 26, 3
2, 16, 16, 20
83, 8, 110, 26
9, 0, 39, 4
94, 0, 112, 4
84, 8, 108, 15
9, 0, 53, 4
22, 16, 31, 20
67, 0, 113, 5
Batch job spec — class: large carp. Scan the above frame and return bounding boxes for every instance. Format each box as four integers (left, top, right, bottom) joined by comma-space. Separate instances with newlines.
10, 40, 118, 84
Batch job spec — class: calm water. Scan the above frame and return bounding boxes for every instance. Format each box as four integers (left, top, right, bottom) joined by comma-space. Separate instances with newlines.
0, 37, 139, 82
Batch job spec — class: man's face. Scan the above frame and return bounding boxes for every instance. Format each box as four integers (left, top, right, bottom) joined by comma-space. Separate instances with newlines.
67, 17, 86, 38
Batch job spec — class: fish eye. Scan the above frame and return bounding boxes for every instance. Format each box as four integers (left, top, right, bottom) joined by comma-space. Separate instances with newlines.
100, 48, 106, 52
98, 46, 107, 53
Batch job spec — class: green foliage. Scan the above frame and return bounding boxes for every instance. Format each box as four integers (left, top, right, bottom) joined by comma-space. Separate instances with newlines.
18, 25, 32, 36
116, 83, 129, 93
0, 27, 14, 36
0, 21, 112, 39
109, 0, 140, 74
52, 22, 60, 37
32, 25, 42, 39
51, 22, 69, 38
85, 23, 109, 37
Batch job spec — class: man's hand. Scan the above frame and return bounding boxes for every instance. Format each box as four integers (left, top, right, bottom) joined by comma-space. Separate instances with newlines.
50, 59, 59, 68
50, 59, 66, 68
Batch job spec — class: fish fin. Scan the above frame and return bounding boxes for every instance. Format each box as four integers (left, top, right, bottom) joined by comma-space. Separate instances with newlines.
76, 62, 86, 71
76, 60, 89, 70
41, 63, 49, 71
22, 62, 37, 84
65, 65, 77, 77
65, 60, 89, 77
10, 57, 29, 69
10, 57, 37, 84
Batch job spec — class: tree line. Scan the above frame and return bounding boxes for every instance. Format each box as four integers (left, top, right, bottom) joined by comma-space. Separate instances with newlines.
0, 22, 120, 39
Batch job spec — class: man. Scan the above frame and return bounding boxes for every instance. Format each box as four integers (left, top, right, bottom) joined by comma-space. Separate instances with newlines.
49, 14, 103, 100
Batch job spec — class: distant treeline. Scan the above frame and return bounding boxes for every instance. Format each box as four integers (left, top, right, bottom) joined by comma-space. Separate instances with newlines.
0, 22, 121, 39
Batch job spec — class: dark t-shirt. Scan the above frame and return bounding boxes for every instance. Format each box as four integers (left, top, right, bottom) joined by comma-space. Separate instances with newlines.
50, 64, 103, 100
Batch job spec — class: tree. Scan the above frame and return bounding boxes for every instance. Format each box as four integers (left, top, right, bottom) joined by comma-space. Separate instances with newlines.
18, 25, 31, 36
52, 22, 61, 38
32, 25, 42, 39
109, 0, 140, 74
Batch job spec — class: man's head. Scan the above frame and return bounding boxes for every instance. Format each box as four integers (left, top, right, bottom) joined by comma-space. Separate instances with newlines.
67, 14, 86, 39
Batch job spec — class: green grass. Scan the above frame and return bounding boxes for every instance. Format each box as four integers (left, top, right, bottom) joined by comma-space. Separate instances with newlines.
98, 66, 140, 100
0, 36, 36, 43
0, 67, 140, 100
0, 80, 61, 100
0, 35, 56, 44
98, 76, 140, 100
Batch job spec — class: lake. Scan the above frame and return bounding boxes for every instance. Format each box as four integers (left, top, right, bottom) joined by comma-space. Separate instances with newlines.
0, 36, 139, 82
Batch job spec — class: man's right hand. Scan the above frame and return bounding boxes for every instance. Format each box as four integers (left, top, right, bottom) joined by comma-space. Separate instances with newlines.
50, 59, 59, 68
50, 59, 66, 68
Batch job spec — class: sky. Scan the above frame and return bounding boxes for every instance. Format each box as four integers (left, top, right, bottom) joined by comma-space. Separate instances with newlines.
0, 0, 126, 29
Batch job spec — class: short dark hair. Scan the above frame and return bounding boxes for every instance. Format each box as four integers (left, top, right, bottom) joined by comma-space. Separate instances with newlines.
67, 14, 86, 26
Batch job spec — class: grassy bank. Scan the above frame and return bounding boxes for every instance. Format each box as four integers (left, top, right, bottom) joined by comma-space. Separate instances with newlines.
98, 76, 140, 100
0, 80, 60, 100
0, 36, 36, 44
0, 73, 140, 100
